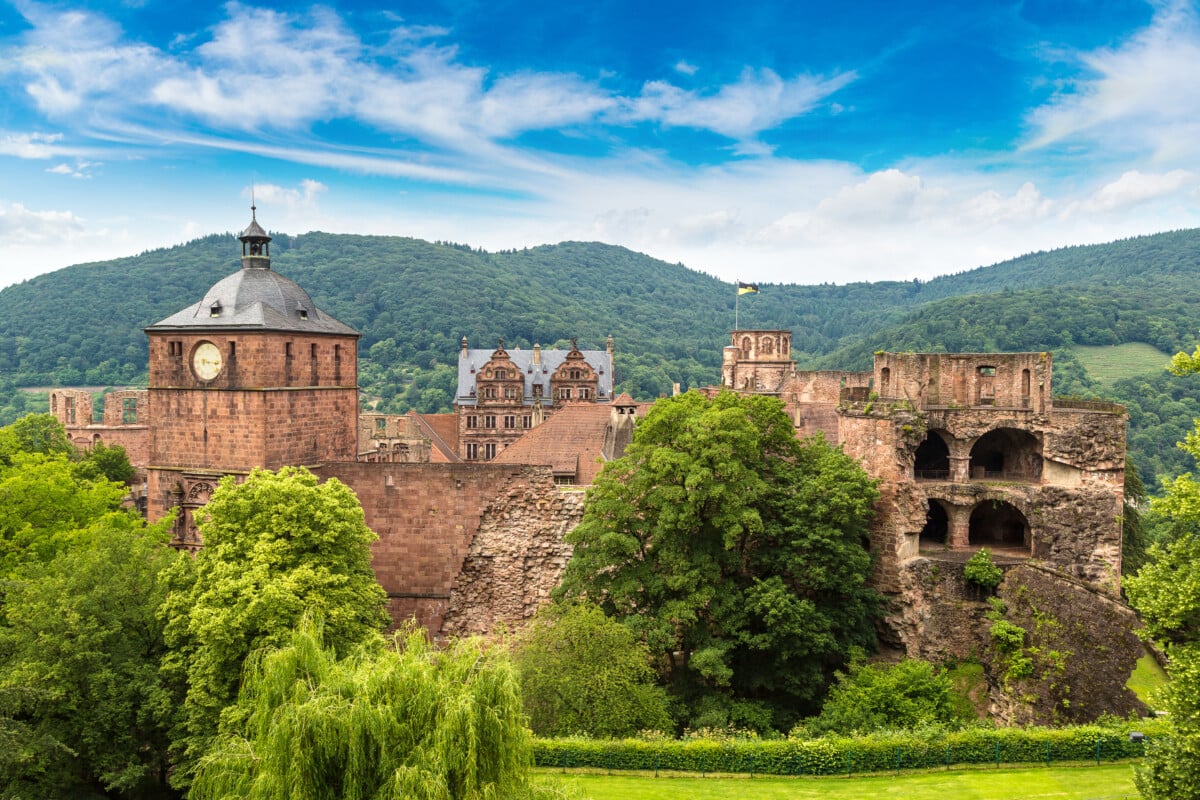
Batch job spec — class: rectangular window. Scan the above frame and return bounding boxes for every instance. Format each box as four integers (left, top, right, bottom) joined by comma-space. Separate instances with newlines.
466, 443, 479, 460
466, 415, 478, 429
484, 415, 496, 428
503, 415, 516, 428
122, 397, 137, 424
375, 417, 387, 432
484, 443, 496, 460
66, 397, 75, 425
579, 388, 591, 400
311, 343, 318, 359
522, 415, 531, 429
334, 344, 342, 362
228, 341, 236, 359
285, 342, 294, 359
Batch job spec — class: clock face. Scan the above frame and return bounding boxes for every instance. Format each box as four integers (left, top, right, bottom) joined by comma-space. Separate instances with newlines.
192, 342, 224, 381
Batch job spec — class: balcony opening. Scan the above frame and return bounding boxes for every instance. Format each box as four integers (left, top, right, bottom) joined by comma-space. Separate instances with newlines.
969, 428, 1042, 482
969, 500, 1030, 552
914, 431, 951, 480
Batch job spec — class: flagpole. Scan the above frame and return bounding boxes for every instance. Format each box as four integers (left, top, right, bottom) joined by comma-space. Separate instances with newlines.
735, 282, 740, 331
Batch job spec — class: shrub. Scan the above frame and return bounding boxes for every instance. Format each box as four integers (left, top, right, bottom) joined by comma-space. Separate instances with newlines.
964, 548, 1003, 589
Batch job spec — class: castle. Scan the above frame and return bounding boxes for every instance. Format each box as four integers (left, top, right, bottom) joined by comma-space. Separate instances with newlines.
50, 212, 1140, 720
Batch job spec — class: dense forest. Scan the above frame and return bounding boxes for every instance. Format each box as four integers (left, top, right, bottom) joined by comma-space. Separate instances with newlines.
2, 227, 1199, 486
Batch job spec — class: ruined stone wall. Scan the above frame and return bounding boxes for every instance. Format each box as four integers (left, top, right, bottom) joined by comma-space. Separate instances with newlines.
441, 488, 584, 636
891, 559, 1142, 725
875, 352, 1051, 412
314, 461, 567, 634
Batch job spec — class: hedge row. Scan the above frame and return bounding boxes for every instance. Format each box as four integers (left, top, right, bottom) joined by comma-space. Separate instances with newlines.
534, 720, 1171, 776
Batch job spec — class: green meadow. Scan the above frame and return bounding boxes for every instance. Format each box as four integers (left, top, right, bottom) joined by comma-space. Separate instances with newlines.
542, 762, 1140, 799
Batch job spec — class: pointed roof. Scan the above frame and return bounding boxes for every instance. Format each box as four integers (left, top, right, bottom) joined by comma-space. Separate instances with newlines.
492, 404, 613, 484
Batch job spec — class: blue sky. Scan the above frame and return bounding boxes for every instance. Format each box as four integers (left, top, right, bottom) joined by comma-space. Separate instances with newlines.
2, 0, 1199, 289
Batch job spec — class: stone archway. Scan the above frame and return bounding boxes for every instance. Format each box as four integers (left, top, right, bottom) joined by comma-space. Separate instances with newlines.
969, 428, 1042, 482
969, 500, 1030, 552
919, 499, 950, 548
914, 430, 951, 480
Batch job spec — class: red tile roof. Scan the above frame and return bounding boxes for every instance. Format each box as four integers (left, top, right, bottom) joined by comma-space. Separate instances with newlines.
492, 403, 613, 484
410, 412, 461, 463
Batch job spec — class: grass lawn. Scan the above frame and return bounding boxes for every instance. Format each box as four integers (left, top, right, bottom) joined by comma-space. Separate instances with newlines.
1073, 343, 1172, 387
1126, 647, 1169, 708
540, 762, 1141, 799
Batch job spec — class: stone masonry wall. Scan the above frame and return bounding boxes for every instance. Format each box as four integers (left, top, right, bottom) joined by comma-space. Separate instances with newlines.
316, 461, 566, 634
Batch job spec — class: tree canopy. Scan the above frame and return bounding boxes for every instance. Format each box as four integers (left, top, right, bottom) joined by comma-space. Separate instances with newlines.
557, 390, 880, 731
159, 466, 389, 787
192, 620, 549, 800
510, 601, 672, 738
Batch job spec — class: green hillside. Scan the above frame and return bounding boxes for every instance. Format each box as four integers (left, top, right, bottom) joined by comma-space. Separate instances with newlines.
2, 227, 1200, 486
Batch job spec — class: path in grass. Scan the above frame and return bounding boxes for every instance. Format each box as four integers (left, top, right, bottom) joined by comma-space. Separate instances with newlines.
541, 762, 1140, 800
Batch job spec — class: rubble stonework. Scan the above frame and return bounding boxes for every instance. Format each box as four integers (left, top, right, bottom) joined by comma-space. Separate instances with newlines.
441, 486, 583, 635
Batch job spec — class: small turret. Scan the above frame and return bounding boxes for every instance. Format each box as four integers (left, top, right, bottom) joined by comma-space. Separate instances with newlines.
239, 204, 271, 270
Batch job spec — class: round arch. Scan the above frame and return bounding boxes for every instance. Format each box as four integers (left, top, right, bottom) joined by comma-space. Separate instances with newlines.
914, 430, 951, 479
969, 428, 1041, 481
969, 500, 1030, 551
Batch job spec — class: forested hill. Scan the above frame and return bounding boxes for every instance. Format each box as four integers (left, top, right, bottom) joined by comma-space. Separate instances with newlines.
2, 227, 1200, 484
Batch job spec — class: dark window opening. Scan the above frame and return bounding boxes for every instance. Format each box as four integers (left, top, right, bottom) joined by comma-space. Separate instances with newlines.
920, 501, 949, 547
914, 432, 951, 480
969, 428, 1042, 481
969, 500, 1030, 551
122, 397, 137, 424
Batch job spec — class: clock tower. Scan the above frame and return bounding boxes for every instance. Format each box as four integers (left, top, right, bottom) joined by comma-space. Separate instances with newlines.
144, 207, 360, 548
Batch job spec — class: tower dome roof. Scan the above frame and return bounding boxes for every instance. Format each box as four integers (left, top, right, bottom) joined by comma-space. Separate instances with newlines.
146, 209, 357, 336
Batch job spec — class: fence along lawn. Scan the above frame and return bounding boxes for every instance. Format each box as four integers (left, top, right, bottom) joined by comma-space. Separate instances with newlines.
542, 762, 1139, 800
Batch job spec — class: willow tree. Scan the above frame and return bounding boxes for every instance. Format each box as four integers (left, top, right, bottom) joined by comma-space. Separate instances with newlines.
191, 620, 545, 800
557, 390, 880, 731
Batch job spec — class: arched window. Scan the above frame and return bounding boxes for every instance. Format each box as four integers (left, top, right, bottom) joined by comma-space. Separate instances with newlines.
969, 428, 1041, 481
920, 500, 949, 547
914, 431, 950, 480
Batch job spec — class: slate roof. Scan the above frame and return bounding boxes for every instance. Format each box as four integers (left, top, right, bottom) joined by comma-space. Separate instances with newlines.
146, 264, 358, 336
456, 347, 613, 407
492, 403, 614, 484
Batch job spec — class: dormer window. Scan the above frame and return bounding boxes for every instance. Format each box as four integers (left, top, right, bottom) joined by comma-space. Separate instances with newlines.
298, 308, 309, 320
209, 302, 222, 318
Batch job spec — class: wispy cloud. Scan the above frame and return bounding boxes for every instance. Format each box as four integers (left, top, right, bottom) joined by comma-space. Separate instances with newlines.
1026, 0, 1200, 161
5, 1, 848, 158
0, 131, 65, 158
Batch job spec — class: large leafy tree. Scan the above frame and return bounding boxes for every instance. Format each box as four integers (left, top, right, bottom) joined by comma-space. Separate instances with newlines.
557, 390, 880, 731
159, 466, 389, 787
510, 601, 672, 738
0, 516, 181, 799
1123, 345, 1200, 799
192, 620, 553, 800
807, 657, 961, 736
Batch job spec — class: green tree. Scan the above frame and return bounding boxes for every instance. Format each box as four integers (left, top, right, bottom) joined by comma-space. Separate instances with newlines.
557, 390, 880, 731
159, 467, 389, 787
1122, 459, 1149, 576
191, 620, 552, 800
0, 515, 181, 799
0, 451, 130, 577
0, 412, 70, 466
1124, 345, 1200, 798
510, 602, 672, 737
73, 440, 137, 485
807, 657, 961, 735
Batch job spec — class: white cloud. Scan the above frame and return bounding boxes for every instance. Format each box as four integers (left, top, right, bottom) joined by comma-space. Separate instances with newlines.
625, 67, 855, 144
1076, 169, 1197, 213
674, 60, 698, 76
0, 131, 64, 158
1027, 1, 1200, 161
0, 201, 85, 243
45, 158, 99, 178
